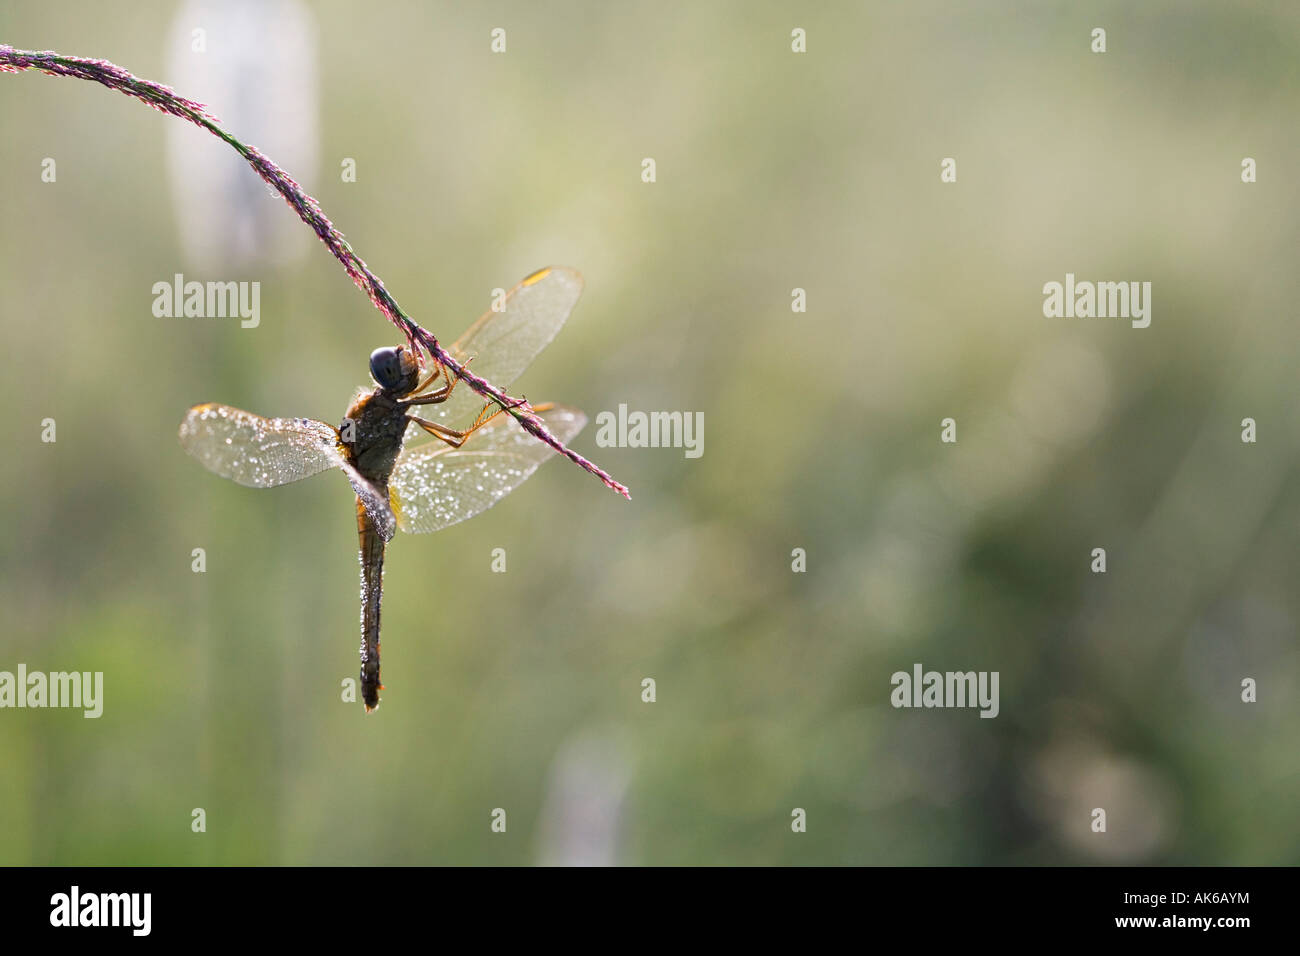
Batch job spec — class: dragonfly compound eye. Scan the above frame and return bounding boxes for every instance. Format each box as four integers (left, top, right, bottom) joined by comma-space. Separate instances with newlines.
369, 346, 407, 390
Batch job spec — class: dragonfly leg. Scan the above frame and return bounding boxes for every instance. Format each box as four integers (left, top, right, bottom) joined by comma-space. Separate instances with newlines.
413, 352, 470, 393
401, 356, 476, 409
410, 360, 448, 396
408, 401, 511, 448
399, 383, 452, 408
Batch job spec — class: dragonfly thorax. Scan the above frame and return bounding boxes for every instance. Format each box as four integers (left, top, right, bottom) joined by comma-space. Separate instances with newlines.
343, 391, 410, 482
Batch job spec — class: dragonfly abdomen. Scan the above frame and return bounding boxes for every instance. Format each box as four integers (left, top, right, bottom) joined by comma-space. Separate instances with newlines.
357, 493, 387, 712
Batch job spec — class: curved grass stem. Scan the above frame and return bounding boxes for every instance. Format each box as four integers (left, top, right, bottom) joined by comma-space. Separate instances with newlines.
0, 44, 630, 499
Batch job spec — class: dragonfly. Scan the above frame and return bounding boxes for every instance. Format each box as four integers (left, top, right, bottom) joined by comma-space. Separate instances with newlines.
178, 266, 588, 712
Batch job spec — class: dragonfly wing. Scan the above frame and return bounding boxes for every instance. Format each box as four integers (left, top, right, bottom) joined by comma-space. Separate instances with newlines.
390, 404, 587, 534
179, 403, 342, 487
426, 266, 584, 429
179, 402, 397, 540
338, 459, 397, 543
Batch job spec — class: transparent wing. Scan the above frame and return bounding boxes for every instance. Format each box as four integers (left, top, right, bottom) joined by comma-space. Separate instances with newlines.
390, 404, 587, 534
424, 266, 584, 429
338, 459, 397, 542
178, 403, 342, 487
179, 403, 396, 540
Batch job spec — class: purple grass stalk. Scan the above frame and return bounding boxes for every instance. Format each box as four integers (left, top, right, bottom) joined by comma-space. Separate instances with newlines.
0, 44, 630, 499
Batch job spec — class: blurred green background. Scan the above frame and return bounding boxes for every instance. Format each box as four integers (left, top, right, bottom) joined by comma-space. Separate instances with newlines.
1, 0, 1297, 865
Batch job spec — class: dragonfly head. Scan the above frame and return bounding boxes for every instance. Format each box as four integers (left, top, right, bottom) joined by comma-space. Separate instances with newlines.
369, 346, 419, 394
